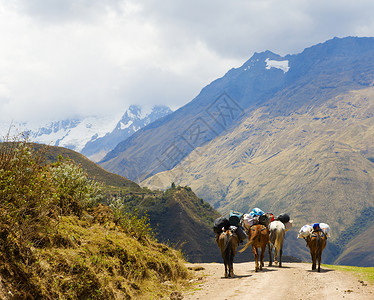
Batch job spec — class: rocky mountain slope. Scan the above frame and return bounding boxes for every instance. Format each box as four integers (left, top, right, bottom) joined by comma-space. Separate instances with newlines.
100, 37, 374, 182
144, 86, 374, 264
100, 36, 374, 265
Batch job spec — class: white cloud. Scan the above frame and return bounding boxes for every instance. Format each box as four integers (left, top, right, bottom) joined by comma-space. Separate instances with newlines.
1, 0, 374, 124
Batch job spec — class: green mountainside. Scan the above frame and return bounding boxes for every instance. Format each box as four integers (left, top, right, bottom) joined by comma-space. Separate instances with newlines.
117, 185, 221, 262
143, 87, 374, 265
0, 142, 191, 299
32, 144, 222, 263
32, 143, 141, 191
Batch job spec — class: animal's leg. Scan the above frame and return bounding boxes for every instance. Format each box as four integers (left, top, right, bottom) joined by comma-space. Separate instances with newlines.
253, 246, 259, 272
222, 248, 228, 277
260, 246, 266, 270
317, 251, 321, 272
229, 262, 234, 277
229, 253, 235, 277
279, 248, 282, 267
274, 247, 278, 265
268, 243, 273, 267
311, 252, 316, 270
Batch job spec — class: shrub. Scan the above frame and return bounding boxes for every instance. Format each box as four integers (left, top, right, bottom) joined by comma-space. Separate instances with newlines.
0, 141, 54, 241
109, 197, 154, 242
50, 156, 104, 217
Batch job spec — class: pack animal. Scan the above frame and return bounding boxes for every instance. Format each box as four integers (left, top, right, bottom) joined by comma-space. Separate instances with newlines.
305, 230, 326, 272
216, 229, 239, 277
240, 224, 269, 272
268, 220, 285, 267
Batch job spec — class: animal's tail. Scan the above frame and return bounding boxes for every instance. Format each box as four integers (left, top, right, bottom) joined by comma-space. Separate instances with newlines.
316, 231, 322, 255
239, 238, 253, 253
274, 228, 285, 254
239, 228, 259, 253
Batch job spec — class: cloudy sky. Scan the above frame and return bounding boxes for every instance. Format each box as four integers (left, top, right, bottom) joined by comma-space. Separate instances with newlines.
1, 0, 374, 124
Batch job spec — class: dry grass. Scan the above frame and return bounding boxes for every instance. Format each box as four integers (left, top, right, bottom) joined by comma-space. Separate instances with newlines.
1, 214, 191, 299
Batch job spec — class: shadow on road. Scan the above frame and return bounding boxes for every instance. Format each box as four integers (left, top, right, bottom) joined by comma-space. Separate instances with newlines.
306, 268, 334, 273
246, 268, 277, 273
267, 265, 292, 269
220, 274, 252, 279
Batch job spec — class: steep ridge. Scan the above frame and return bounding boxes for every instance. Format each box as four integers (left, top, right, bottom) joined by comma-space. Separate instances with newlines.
100, 37, 374, 185
143, 86, 374, 265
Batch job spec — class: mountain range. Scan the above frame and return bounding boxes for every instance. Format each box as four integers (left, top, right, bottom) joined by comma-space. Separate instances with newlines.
99, 36, 374, 266
0, 105, 172, 163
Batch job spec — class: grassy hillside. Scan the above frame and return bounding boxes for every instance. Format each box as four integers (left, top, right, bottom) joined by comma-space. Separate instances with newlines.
0, 142, 192, 299
0, 214, 189, 299
334, 223, 374, 267
117, 185, 221, 262
33, 143, 141, 191
30, 144, 222, 263
143, 87, 374, 265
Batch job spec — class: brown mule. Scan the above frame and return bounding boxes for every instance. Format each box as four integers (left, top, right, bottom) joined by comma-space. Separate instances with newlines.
240, 224, 269, 272
216, 230, 239, 278
305, 230, 327, 272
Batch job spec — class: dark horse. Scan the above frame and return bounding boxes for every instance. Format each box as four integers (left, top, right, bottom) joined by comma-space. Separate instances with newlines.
305, 230, 327, 272
216, 229, 239, 277
240, 224, 269, 272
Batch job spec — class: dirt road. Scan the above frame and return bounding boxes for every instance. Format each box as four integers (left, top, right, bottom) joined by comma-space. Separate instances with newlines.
183, 262, 374, 300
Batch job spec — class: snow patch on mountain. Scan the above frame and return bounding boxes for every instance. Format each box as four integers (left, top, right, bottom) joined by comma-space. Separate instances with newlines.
265, 58, 290, 73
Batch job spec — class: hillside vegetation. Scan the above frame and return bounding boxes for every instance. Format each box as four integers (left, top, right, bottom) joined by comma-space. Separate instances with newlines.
0, 141, 190, 299
116, 184, 221, 262
31, 144, 222, 263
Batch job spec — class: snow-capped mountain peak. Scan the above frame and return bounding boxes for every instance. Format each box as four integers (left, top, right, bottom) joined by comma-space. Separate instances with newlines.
0, 105, 172, 162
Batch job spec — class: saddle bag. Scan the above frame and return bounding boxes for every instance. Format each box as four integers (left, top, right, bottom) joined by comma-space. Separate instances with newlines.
213, 217, 230, 235
242, 214, 259, 230
249, 207, 265, 217
234, 226, 248, 242
259, 214, 270, 226
229, 210, 243, 227
297, 224, 313, 238
277, 213, 290, 224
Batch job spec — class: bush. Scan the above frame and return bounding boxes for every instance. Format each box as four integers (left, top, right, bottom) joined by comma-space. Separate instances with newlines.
50, 156, 104, 217
109, 197, 154, 242
0, 141, 54, 240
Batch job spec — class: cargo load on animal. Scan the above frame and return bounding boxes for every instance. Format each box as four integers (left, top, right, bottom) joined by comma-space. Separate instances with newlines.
297, 222, 329, 272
